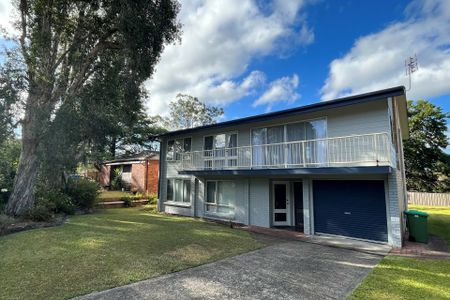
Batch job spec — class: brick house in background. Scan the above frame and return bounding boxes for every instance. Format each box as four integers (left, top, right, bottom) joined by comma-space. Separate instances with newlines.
100, 151, 159, 195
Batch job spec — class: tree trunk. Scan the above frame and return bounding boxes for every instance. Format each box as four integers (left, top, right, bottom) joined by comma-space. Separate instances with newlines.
5, 141, 39, 216
110, 136, 117, 158
6, 93, 46, 216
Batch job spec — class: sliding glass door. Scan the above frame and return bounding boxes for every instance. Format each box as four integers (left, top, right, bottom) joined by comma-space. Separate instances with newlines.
252, 118, 327, 168
204, 133, 238, 169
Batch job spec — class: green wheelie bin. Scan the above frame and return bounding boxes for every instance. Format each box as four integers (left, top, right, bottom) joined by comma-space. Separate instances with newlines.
404, 210, 429, 243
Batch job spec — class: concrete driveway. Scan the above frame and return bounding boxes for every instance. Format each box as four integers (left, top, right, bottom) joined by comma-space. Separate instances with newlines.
76, 239, 386, 300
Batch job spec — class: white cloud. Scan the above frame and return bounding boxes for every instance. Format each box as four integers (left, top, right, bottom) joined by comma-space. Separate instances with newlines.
321, 0, 450, 101
0, 0, 15, 36
146, 0, 312, 115
253, 74, 300, 109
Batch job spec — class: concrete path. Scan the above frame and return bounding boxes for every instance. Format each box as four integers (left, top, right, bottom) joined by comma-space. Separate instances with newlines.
75, 240, 385, 300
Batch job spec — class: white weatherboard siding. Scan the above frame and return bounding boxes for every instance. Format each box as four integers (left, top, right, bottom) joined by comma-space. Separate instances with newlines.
161, 99, 391, 163
327, 101, 390, 138
249, 178, 270, 227
157, 97, 407, 247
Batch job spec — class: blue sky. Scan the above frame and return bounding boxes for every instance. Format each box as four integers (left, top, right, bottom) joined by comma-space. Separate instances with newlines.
0, 0, 449, 148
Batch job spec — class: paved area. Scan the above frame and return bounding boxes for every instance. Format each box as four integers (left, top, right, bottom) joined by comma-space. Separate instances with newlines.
241, 225, 392, 256
75, 240, 385, 300
391, 235, 450, 259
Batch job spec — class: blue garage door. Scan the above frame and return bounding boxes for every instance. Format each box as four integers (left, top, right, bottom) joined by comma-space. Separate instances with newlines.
313, 180, 388, 242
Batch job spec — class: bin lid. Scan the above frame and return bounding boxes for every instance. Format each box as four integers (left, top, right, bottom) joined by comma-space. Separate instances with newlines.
404, 210, 429, 217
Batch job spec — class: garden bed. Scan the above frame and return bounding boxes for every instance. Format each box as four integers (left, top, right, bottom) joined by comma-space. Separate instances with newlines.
0, 215, 66, 236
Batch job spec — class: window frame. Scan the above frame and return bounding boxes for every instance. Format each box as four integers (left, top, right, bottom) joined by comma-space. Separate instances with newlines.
202, 132, 238, 169
205, 180, 236, 215
166, 178, 191, 204
166, 137, 192, 162
250, 117, 328, 146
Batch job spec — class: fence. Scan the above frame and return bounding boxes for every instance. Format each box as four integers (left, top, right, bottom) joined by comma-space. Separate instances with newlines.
408, 192, 450, 207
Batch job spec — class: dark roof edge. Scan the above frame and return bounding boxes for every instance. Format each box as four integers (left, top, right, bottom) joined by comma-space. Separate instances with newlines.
158, 86, 405, 138
179, 166, 393, 176
102, 152, 159, 164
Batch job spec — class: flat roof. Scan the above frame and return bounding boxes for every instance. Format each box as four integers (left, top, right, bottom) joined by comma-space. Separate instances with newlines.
159, 86, 406, 138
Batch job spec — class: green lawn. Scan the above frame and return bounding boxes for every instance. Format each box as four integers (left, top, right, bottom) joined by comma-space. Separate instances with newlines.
0, 208, 262, 300
350, 205, 450, 300
98, 190, 132, 201
409, 205, 450, 246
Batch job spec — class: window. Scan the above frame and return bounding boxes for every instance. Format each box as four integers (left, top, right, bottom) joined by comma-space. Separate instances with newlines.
122, 165, 132, 173
166, 137, 191, 161
205, 180, 235, 215
251, 118, 327, 167
166, 179, 191, 203
203, 133, 238, 168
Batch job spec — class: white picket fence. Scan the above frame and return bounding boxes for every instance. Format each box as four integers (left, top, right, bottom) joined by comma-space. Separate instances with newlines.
408, 192, 450, 207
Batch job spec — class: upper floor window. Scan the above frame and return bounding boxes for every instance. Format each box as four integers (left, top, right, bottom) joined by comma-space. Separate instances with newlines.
251, 119, 327, 166
203, 133, 238, 168
204, 133, 237, 153
167, 137, 192, 161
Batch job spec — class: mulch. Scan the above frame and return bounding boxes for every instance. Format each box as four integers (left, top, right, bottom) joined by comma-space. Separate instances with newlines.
0, 215, 67, 237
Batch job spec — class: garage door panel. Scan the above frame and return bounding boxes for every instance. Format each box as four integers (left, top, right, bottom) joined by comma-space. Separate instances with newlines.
313, 180, 388, 242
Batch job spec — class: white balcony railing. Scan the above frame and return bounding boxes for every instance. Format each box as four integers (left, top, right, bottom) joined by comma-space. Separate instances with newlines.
177, 132, 395, 171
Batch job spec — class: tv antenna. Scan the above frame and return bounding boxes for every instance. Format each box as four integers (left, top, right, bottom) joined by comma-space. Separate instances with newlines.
405, 55, 418, 91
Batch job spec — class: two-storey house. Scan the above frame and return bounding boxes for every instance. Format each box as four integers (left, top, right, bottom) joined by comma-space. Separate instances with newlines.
157, 86, 409, 248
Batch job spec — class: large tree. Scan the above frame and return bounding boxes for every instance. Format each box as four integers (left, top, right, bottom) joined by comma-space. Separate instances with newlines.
163, 94, 224, 130
404, 100, 450, 192
5, 0, 181, 216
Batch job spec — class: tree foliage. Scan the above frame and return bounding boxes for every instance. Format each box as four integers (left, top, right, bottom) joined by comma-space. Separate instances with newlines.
5, 0, 181, 216
404, 100, 450, 192
162, 94, 224, 130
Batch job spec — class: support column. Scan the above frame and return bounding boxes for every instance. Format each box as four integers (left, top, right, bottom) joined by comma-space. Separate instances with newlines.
303, 178, 313, 235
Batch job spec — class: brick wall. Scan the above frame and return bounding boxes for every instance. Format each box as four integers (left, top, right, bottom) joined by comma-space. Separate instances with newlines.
99, 165, 111, 187
131, 163, 146, 193
147, 160, 159, 195
99, 158, 159, 195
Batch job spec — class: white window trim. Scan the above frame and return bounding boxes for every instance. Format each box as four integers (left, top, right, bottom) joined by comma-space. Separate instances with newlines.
202, 131, 238, 151
202, 132, 239, 169
166, 178, 191, 204
205, 180, 235, 217
250, 117, 328, 145
166, 137, 192, 162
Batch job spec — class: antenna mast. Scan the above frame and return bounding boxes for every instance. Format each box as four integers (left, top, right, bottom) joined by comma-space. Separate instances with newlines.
405, 55, 418, 91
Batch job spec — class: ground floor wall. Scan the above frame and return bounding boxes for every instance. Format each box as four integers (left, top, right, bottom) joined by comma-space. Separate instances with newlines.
159, 172, 405, 247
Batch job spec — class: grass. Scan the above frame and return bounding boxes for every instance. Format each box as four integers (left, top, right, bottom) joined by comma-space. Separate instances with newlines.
0, 207, 262, 300
409, 205, 450, 246
98, 190, 132, 201
349, 256, 450, 300
350, 205, 450, 300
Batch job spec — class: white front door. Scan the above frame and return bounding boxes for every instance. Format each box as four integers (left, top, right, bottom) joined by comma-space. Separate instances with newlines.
272, 181, 291, 226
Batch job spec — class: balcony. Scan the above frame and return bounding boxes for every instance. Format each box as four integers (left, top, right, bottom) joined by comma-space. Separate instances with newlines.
176, 132, 396, 172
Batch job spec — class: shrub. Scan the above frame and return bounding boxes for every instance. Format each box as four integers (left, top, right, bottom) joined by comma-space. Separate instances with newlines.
110, 168, 123, 190
25, 204, 54, 222
35, 189, 76, 215
65, 179, 99, 210
121, 196, 134, 207
0, 190, 10, 212
0, 213, 15, 231
147, 193, 158, 205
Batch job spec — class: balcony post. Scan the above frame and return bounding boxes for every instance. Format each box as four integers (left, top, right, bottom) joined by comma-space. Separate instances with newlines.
374, 134, 378, 166
250, 146, 253, 169
302, 141, 306, 167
